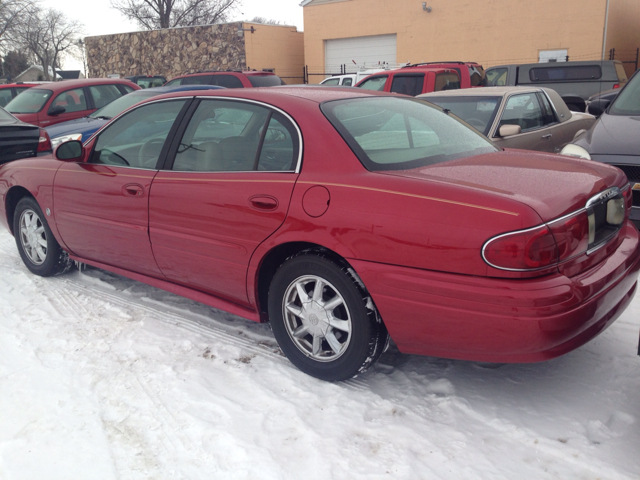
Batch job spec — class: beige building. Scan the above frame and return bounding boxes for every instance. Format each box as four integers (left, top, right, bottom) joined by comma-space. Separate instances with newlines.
86, 22, 304, 84
302, 0, 640, 82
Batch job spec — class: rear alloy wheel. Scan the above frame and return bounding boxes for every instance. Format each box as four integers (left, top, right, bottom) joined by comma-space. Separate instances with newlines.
13, 197, 72, 277
268, 253, 388, 381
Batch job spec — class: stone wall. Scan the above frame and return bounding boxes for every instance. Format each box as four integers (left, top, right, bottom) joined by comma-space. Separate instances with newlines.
85, 22, 247, 80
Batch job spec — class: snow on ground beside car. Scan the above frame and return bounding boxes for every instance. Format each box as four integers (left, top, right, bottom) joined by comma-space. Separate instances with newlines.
0, 228, 639, 480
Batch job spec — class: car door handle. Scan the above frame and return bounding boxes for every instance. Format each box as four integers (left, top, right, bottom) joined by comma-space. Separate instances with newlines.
123, 184, 144, 197
250, 195, 278, 211
541, 134, 552, 139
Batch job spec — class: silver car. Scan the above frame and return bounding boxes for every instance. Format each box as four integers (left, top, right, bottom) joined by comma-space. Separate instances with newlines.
419, 86, 596, 153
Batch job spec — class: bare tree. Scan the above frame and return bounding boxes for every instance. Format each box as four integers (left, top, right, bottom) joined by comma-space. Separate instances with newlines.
19, 7, 83, 81
110, 0, 241, 30
0, 0, 36, 50
249, 16, 281, 25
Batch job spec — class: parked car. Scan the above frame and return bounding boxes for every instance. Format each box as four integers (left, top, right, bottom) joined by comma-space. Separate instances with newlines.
0, 106, 52, 164
165, 70, 284, 88
0, 83, 39, 108
404, 61, 487, 88
419, 87, 595, 153
4, 78, 140, 127
356, 66, 461, 95
320, 68, 394, 86
47, 84, 226, 148
561, 69, 640, 227
1, 87, 639, 381
585, 88, 620, 116
485, 60, 628, 112
125, 75, 167, 89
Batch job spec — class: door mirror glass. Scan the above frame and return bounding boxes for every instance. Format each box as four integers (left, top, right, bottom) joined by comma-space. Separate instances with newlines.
55, 140, 84, 161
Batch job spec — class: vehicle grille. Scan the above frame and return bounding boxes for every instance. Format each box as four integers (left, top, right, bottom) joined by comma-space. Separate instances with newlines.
612, 164, 640, 183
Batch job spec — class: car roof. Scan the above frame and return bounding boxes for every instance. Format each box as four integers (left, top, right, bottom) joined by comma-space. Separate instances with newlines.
23, 78, 137, 93
149, 85, 394, 105
171, 70, 276, 79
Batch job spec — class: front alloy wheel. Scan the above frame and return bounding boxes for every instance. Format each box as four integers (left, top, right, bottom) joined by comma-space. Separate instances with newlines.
19, 208, 48, 265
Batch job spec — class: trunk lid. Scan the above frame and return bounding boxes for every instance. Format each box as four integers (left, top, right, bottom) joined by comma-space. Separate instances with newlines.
382, 149, 627, 222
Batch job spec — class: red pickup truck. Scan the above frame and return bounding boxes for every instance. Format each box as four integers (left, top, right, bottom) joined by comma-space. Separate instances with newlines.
356, 66, 461, 96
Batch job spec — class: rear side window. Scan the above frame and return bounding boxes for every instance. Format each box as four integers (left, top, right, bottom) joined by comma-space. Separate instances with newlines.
391, 75, 424, 96
342, 78, 353, 86
89, 84, 123, 109
182, 75, 213, 86
51, 88, 88, 113
247, 75, 283, 87
434, 73, 460, 91
529, 66, 602, 82
211, 75, 244, 88
358, 76, 388, 91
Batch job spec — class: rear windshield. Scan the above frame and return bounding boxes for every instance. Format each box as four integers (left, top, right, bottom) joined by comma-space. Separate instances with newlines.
90, 91, 158, 119
321, 96, 497, 171
609, 72, 640, 116
529, 65, 602, 82
136, 77, 166, 88
247, 75, 283, 87
421, 96, 501, 136
5, 88, 53, 114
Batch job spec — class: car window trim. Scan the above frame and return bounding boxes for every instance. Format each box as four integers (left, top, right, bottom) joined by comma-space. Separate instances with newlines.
495, 91, 549, 136
537, 90, 560, 126
85, 97, 194, 171
164, 96, 304, 174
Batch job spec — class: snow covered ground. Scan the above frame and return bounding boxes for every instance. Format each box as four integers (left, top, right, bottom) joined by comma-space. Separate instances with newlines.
0, 227, 639, 480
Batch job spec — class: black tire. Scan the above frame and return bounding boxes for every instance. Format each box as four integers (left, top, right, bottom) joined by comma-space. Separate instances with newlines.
268, 252, 388, 381
13, 197, 73, 277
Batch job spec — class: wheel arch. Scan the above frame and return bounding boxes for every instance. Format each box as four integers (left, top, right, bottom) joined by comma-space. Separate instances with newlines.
255, 241, 362, 322
5, 186, 35, 236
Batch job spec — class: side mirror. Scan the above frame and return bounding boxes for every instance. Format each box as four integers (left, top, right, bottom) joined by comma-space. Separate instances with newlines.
55, 140, 84, 161
587, 100, 610, 117
498, 124, 522, 137
48, 105, 66, 116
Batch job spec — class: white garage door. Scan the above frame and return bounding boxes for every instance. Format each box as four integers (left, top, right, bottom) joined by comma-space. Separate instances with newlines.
325, 34, 397, 74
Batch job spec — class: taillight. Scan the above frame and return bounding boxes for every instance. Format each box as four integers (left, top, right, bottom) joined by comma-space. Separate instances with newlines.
483, 187, 626, 272
37, 128, 52, 152
613, 83, 620, 89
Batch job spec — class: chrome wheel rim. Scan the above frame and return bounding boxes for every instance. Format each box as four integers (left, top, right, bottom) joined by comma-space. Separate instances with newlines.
19, 208, 48, 265
282, 275, 352, 362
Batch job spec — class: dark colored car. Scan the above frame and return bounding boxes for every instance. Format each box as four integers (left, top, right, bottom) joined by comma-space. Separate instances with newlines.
0, 83, 39, 108
165, 70, 284, 88
5, 78, 140, 127
485, 60, 628, 112
585, 88, 620, 116
1, 87, 639, 381
125, 75, 167, 89
356, 66, 461, 95
0, 106, 52, 165
47, 84, 226, 148
561, 69, 640, 227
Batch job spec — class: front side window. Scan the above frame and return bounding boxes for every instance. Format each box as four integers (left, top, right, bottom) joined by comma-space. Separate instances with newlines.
5, 88, 52, 114
172, 100, 299, 172
51, 88, 88, 113
90, 100, 186, 169
358, 76, 388, 91
322, 97, 496, 171
486, 68, 508, 86
391, 75, 424, 96
498, 93, 545, 132
89, 84, 124, 109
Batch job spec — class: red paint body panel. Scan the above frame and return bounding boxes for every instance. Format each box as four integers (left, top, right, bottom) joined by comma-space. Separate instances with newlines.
149, 171, 297, 305
350, 222, 640, 360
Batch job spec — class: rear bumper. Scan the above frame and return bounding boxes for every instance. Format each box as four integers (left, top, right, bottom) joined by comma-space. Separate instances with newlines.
351, 221, 640, 362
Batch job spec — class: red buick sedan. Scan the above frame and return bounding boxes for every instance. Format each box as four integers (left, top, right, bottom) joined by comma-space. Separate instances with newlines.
1, 87, 639, 381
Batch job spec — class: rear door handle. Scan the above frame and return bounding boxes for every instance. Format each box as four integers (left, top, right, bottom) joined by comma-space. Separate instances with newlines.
250, 195, 278, 211
123, 184, 144, 197
541, 134, 552, 139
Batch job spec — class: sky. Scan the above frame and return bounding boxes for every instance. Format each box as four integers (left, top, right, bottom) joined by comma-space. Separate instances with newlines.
38, 0, 305, 72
